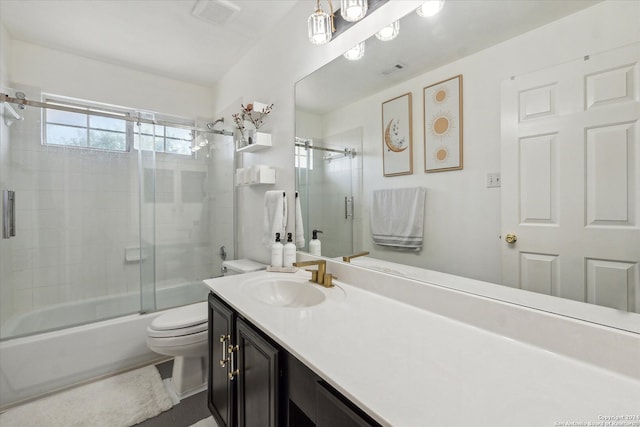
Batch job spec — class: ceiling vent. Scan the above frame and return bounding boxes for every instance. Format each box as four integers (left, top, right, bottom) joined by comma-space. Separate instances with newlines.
381, 63, 406, 76
192, 0, 241, 26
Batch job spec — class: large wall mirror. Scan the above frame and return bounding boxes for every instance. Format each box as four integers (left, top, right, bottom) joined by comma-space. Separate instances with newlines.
295, 1, 640, 333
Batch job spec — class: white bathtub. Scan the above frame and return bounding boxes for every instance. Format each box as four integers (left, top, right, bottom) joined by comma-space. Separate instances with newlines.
0, 281, 209, 409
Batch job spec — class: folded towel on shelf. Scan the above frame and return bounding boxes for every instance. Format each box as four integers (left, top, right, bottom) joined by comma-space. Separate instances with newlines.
370, 187, 426, 250
295, 192, 305, 248
262, 191, 288, 249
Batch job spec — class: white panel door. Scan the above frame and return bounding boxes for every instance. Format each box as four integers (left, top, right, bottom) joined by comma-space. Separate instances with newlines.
501, 43, 640, 312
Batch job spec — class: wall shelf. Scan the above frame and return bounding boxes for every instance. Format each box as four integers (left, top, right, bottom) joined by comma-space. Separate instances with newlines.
236, 165, 276, 186
236, 131, 272, 152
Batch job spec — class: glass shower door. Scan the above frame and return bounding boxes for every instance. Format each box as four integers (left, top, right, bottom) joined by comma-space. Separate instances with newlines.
1, 96, 141, 340
295, 134, 358, 258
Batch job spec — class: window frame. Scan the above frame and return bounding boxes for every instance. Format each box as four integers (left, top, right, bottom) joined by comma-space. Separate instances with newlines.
42, 94, 196, 157
42, 95, 133, 153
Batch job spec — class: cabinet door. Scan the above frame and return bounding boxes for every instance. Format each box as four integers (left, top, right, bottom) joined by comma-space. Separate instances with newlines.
316, 381, 380, 427
208, 293, 236, 427
236, 318, 281, 427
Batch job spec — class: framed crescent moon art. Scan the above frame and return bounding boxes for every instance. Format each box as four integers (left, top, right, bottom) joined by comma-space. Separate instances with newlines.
424, 75, 463, 172
381, 92, 413, 176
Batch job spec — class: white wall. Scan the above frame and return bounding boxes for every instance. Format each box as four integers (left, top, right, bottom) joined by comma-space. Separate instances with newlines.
10, 40, 214, 119
215, 0, 639, 280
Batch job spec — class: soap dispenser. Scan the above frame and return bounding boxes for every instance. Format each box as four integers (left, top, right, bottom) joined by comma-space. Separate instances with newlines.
309, 229, 322, 256
271, 233, 284, 267
283, 232, 296, 267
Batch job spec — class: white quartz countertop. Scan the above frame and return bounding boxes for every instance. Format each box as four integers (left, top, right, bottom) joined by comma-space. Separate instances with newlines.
204, 270, 640, 427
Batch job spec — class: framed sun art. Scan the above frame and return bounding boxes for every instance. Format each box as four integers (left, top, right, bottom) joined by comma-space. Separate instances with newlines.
423, 75, 463, 172
381, 92, 413, 177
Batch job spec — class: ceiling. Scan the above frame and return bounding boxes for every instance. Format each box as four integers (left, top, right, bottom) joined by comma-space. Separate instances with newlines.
296, 0, 601, 115
0, 0, 299, 87
1, 0, 601, 95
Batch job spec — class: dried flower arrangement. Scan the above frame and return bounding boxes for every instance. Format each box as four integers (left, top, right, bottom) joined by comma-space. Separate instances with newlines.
232, 103, 274, 140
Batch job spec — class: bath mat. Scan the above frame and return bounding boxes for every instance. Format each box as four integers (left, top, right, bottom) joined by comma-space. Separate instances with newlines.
0, 365, 172, 427
190, 416, 219, 427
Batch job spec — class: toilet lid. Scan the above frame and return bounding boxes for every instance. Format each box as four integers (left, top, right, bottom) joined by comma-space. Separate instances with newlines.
150, 302, 208, 331
147, 321, 207, 338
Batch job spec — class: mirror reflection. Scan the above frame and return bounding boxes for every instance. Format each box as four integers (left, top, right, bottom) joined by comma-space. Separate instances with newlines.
295, 0, 640, 331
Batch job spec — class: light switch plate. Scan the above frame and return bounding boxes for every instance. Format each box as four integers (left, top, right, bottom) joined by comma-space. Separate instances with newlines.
487, 173, 501, 188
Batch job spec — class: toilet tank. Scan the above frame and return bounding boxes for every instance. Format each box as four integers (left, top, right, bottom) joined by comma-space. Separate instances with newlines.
222, 259, 267, 276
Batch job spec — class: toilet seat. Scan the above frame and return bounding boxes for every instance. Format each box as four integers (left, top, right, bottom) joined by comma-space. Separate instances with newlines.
147, 321, 207, 338
150, 302, 208, 331
147, 301, 208, 339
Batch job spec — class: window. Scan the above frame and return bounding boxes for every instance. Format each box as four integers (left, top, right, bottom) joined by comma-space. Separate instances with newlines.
133, 122, 194, 156
43, 96, 130, 152
43, 94, 195, 156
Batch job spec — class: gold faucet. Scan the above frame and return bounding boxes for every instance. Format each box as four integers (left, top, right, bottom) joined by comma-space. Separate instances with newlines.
342, 251, 370, 263
293, 260, 335, 288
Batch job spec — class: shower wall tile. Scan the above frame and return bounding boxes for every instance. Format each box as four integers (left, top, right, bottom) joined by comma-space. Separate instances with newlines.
33, 286, 61, 308
33, 266, 61, 287
12, 268, 33, 289
13, 288, 34, 313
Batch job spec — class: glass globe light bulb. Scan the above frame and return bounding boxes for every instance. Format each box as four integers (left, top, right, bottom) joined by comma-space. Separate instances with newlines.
308, 8, 333, 45
416, 0, 445, 17
343, 41, 365, 61
375, 20, 399, 41
340, 0, 368, 22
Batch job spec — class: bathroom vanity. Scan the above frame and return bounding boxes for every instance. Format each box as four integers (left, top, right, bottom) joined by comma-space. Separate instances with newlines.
207, 291, 380, 427
204, 264, 640, 426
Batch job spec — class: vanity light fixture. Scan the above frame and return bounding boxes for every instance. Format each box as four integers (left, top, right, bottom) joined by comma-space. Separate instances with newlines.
416, 0, 445, 17
340, 0, 368, 22
375, 20, 399, 41
343, 41, 365, 61
308, 0, 335, 45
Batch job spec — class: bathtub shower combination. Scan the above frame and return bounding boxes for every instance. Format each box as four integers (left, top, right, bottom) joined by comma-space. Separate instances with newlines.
0, 91, 235, 408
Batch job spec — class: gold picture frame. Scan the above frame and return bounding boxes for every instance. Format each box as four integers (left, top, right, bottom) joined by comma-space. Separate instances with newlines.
423, 75, 463, 173
382, 92, 413, 177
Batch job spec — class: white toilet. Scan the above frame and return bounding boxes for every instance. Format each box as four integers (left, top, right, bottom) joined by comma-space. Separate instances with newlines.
222, 258, 267, 276
146, 301, 209, 399
146, 260, 266, 400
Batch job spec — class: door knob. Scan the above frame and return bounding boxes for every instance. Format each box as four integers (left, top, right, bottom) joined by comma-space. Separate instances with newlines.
505, 234, 517, 244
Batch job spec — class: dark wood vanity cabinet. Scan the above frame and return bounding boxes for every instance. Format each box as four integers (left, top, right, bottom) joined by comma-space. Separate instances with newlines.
208, 293, 281, 427
209, 294, 236, 427
208, 292, 380, 427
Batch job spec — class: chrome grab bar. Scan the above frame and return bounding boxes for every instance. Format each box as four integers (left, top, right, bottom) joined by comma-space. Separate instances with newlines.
3, 190, 15, 239
344, 196, 354, 219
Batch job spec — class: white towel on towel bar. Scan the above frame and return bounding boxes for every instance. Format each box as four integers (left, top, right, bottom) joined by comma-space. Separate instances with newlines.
263, 191, 288, 249
295, 192, 305, 248
370, 187, 426, 250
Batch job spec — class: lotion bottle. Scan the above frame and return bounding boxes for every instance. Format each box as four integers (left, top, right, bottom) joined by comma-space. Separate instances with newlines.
271, 233, 283, 267
283, 232, 296, 267
309, 229, 322, 256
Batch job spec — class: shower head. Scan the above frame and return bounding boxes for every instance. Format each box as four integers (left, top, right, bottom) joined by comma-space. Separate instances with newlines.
206, 117, 224, 129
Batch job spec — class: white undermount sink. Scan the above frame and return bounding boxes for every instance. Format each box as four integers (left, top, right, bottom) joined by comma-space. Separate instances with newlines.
242, 275, 327, 308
